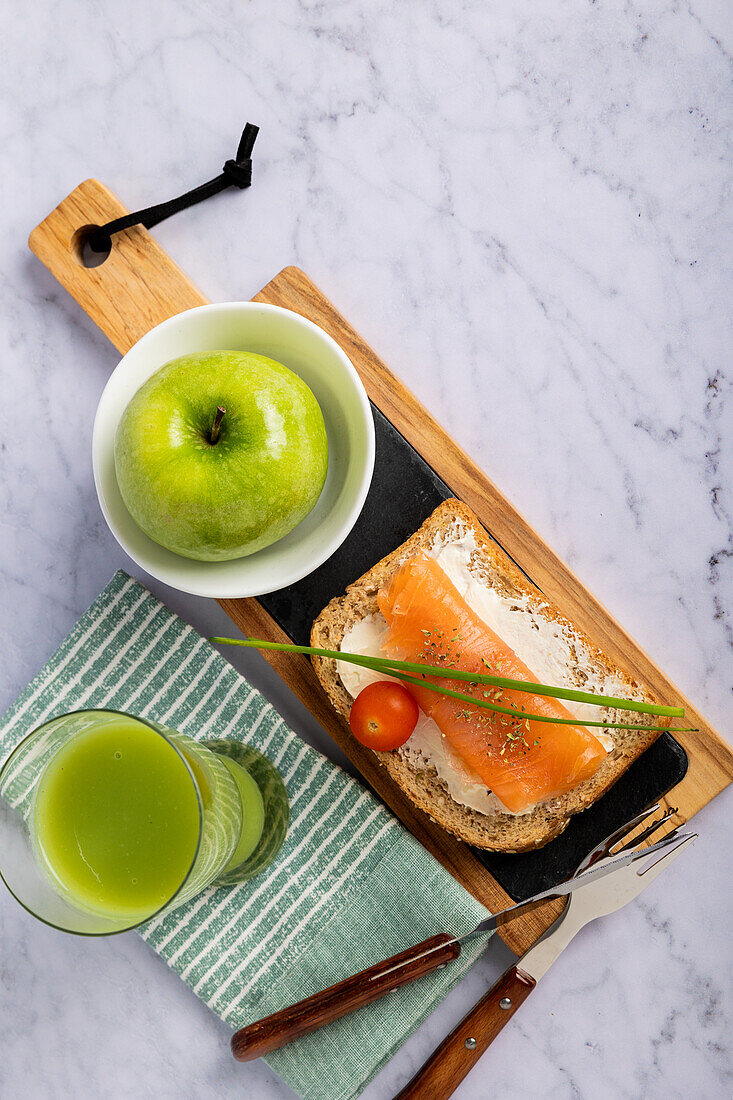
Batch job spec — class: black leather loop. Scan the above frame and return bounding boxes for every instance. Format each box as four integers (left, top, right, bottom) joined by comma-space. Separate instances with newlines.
87, 123, 258, 253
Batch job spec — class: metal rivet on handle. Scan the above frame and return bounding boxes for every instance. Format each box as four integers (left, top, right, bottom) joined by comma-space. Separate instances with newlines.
465, 1037, 477, 1050
436, 964, 446, 970
499, 997, 512, 1010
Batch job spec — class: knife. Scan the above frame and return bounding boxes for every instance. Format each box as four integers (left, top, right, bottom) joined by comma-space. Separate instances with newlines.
230, 828, 691, 1063
393, 829, 697, 1100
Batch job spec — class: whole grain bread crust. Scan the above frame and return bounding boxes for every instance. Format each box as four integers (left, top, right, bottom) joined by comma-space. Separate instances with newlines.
310, 499, 668, 852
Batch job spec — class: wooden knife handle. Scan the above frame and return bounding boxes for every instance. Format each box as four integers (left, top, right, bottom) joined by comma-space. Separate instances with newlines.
394, 965, 536, 1100
230, 933, 461, 1062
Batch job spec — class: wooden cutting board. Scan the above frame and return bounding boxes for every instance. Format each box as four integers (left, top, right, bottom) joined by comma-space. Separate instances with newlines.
29, 179, 733, 956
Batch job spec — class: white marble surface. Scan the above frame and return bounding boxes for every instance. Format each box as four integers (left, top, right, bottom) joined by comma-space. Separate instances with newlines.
1, 0, 731, 1096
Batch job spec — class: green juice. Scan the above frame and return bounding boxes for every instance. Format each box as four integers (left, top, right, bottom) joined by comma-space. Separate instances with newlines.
28, 712, 270, 925
0, 709, 288, 936
32, 717, 202, 921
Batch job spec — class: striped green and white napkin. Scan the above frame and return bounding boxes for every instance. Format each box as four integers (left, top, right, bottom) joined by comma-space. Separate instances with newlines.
0, 572, 492, 1100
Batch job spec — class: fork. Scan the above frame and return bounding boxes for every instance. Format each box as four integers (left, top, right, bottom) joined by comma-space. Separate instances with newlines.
394, 803, 693, 1100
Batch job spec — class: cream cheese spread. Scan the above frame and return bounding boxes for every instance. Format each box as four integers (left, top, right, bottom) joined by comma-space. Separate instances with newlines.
339, 523, 619, 817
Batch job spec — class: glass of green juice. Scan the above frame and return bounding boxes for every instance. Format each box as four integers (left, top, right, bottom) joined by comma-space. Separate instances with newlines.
0, 709, 289, 935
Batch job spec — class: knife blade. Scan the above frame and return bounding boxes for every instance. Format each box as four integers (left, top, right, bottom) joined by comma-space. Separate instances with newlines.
461, 825, 689, 937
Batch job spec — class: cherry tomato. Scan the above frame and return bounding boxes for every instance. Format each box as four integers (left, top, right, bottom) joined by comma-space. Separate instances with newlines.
349, 681, 419, 751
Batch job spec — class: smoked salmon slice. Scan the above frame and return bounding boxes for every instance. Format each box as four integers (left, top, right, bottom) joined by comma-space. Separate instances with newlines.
377, 553, 607, 813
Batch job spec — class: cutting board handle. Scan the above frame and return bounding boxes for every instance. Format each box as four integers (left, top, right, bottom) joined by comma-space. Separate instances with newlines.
28, 179, 208, 355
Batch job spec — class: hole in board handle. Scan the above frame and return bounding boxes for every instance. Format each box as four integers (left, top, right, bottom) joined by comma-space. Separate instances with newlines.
71, 224, 111, 268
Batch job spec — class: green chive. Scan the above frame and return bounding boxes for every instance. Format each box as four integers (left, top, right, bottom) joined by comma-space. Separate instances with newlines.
388, 670, 695, 735
209, 636, 685, 720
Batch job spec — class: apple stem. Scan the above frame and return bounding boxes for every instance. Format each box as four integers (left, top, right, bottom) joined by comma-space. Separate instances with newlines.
210, 406, 226, 444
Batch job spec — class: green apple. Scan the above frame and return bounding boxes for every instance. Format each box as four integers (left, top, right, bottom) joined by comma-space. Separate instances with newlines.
114, 351, 329, 561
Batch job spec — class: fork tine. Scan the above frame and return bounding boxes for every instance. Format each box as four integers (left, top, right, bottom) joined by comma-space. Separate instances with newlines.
626, 826, 689, 865
571, 825, 688, 884
615, 806, 679, 854
576, 803, 661, 874
636, 832, 698, 880
605, 803, 662, 848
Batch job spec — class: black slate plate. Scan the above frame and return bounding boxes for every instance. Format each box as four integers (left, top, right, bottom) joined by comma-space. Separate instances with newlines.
258, 403, 689, 902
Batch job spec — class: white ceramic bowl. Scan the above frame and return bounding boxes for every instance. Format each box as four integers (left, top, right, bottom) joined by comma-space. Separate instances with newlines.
93, 303, 375, 598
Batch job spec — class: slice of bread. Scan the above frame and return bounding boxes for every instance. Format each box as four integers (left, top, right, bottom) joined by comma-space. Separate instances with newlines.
310, 499, 669, 853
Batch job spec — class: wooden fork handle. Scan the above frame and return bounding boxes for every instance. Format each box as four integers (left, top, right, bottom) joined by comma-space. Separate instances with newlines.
394, 965, 536, 1100
231, 933, 461, 1062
